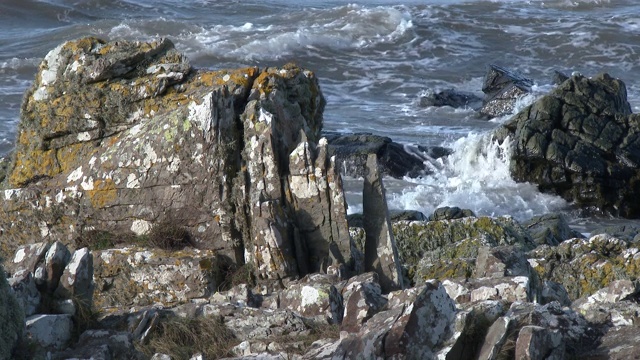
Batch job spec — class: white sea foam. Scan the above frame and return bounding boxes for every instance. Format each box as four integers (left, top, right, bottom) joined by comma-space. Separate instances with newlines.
354, 133, 570, 221
190, 4, 414, 61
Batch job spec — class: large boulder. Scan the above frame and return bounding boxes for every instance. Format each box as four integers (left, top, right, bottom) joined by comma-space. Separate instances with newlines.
0, 37, 354, 284
353, 216, 535, 284
494, 73, 640, 218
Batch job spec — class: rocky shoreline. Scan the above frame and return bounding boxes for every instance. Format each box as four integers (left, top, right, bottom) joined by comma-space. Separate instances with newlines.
2, 37, 640, 359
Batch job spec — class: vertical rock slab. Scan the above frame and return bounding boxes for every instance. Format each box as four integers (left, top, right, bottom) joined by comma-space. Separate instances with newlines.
514, 326, 564, 360
44, 241, 71, 292
287, 137, 352, 276
55, 247, 93, 309
363, 154, 403, 293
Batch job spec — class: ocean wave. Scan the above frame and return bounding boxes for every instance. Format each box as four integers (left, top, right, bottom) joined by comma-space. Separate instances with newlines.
187, 4, 414, 61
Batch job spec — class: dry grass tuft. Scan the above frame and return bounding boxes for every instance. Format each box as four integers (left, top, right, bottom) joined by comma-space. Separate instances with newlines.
138, 315, 238, 360
145, 219, 195, 250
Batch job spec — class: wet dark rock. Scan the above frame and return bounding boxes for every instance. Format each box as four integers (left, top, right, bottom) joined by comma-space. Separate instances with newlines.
590, 224, 640, 242
429, 206, 476, 221
418, 88, 482, 109
480, 64, 533, 118
494, 73, 640, 218
325, 132, 429, 178
347, 209, 426, 228
552, 70, 570, 85
522, 213, 584, 246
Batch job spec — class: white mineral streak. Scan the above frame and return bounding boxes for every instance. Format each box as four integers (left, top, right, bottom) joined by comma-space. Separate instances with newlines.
131, 219, 152, 236
80, 176, 94, 191
40, 44, 64, 86
188, 93, 213, 132
258, 108, 273, 124
4, 188, 21, 201
66, 248, 90, 286
13, 248, 27, 263
126, 173, 140, 189
67, 166, 84, 183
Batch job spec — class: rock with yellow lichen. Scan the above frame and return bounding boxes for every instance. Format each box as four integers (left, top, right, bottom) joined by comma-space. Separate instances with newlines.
0, 37, 353, 286
528, 233, 640, 300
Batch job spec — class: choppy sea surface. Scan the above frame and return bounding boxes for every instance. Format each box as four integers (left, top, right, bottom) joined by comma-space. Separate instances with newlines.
2, 0, 640, 232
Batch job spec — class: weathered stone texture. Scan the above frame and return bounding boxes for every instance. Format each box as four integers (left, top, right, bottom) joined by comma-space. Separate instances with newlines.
494, 72, 640, 218
0, 37, 355, 286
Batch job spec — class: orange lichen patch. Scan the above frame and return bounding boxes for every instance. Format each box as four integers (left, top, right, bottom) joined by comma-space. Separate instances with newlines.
196, 67, 258, 88
65, 37, 105, 54
87, 178, 118, 208
9, 148, 59, 187
57, 143, 97, 174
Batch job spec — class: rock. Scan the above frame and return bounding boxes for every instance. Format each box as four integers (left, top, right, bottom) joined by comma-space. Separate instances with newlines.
220, 306, 310, 342
210, 284, 258, 308
477, 316, 513, 360
49, 329, 145, 360
583, 325, 640, 359
6, 242, 50, 277
339, 272, 387, 333
279, 273, 343, 324
528, 234, 640, 300
590, 224, 640, 242
55, 247, 93, 309
428, 206, 476, 221
376, 216, 535, 284
469, 276, 533, 303
44, 241, 71, 293
334, 281, 457, 359
573, 280, 640, 326
493, 72, 640, 218
7, 271, 40, 316
540, 280, 571, 306
522, 213, 584, 246
347, 210, 426, 228
363, 154, 403, 293
287, 137, 351, 277
480, 64, 533, 118
92, 246, 224, 308
552, 70, 569, 85
25, 314, 73, 350
0, 37, 357, 288
0, 262, 24, 360
325, 132, 428, 178
514, 325, 564, 360
473, 245, 532, 279
418, 88, 482, 109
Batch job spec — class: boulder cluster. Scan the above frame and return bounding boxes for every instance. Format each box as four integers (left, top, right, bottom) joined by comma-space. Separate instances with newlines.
2, 37, 640, 359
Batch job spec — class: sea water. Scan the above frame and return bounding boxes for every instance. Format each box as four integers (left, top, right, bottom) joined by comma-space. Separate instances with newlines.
1, 0, 640, 230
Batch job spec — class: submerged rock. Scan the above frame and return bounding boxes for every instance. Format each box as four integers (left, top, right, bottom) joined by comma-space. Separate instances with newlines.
418, 88, 482, 109
494, 72, 640, 218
